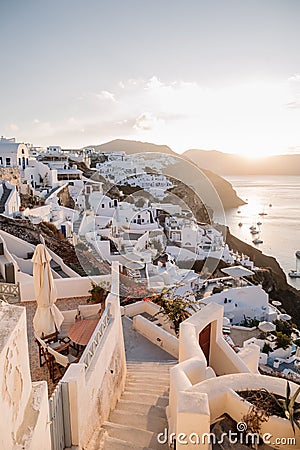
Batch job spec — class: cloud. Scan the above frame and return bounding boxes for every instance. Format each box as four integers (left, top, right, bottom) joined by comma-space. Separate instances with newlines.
288, 73, 300, 82
8, 76, 300, 155
97, 90, 117, 102
133, 112, 163, 131
286, 101, 300, 109
9, 123, 19, 131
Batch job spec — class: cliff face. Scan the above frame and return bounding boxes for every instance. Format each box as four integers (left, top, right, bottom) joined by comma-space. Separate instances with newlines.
167, 181, 211, 223
200, 168, 246, 209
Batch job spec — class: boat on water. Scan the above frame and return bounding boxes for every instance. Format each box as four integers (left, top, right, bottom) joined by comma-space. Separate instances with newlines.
237, 210, 241, 214
269, 203, 272, 207
257, 221, 262, 226
238, 222, 243, 227
258, 212, 268, 216
249, 225, 256, 230
289, 251, 300, 278
288, 271, 300, 278
253, 238, 263, 244
251, 230, 259, 235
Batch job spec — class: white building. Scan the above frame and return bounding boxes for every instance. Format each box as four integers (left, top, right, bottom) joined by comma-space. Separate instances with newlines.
0, 137, 29, 169
23, 159, 58, 190
165, 216, 201, 248
203, 283, 277, 325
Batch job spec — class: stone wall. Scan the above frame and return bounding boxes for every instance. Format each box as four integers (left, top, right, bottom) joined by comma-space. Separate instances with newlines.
0, 167, 20, 186
57, 184, 75, 209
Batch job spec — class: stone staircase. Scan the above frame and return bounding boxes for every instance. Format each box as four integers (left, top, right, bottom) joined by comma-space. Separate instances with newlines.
87, 362, 173, 450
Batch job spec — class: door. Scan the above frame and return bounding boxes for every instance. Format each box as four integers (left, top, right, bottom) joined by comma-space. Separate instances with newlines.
199, 323, 211, 364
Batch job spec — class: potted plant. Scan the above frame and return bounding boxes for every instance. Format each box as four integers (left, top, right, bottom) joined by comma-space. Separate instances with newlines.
88, 282, 107, 307
239, 382, 300, 436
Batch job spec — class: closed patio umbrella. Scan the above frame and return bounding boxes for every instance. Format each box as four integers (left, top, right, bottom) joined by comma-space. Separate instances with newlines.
32, 244, 64, 337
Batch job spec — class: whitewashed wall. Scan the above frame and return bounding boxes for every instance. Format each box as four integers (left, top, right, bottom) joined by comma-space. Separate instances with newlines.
0, 302, 51, 450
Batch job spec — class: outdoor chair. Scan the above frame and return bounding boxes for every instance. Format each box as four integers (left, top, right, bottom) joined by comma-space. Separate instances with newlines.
57, 309, 79, 343
41, 331, 59, 345
34, 332, 65, 367
47, 346, 79, 382
77, 304, 101, 320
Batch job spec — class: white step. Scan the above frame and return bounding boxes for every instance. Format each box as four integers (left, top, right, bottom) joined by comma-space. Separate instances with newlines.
126, 364, 173, 369
102, 422, 169, 450
126, 364, 174, 370
85, 428, 106, 450
115, 399, 167, 418
109, 410, 168, 433
121, 392, 169, 407
126, 370, 171, 377
126, 374, 170, 383
102, 435, 155, 450
124, 385, 169, 395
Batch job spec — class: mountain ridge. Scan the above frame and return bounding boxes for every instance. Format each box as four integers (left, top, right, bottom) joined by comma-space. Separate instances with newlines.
184, 149, 300, 176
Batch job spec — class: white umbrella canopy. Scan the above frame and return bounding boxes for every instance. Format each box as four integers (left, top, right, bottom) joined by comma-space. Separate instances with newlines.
258, 321, 276, 333
278, 314, 292, 321
32, 244, 64, 337
272, 300, 282, 307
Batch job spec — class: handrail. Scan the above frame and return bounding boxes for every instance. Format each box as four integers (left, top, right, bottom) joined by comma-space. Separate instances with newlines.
79, 303, 111, 372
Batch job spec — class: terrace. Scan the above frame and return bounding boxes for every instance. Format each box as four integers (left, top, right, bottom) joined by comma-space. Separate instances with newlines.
23, 295, 91, 395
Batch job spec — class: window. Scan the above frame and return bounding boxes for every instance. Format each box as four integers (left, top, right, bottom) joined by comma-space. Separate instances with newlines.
22, 149, 25, 154
0, 157, 3, 165
18, 158, 21, 165
6, 157, 11, 166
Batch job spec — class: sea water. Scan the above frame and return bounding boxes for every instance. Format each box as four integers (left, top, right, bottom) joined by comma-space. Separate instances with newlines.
217, 175, 300, 291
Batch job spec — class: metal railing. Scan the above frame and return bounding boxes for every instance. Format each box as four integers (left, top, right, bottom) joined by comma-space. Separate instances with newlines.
79, 303, 111, 372
0, 282, 20, 302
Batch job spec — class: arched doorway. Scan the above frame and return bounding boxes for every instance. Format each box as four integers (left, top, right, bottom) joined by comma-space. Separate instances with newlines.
199, 323, 211, 364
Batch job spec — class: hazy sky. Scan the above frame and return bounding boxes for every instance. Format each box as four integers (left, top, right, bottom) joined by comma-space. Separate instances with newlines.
1, 0, 300, 156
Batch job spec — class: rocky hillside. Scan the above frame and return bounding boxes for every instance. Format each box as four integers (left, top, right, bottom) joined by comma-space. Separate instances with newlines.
0, 215, 86, 276
86, 139, 245, 209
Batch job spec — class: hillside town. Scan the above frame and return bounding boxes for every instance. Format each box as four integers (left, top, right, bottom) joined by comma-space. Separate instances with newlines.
1, 136, 300, 450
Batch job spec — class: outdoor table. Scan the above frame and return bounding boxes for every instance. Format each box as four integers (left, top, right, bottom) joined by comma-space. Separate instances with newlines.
68, 318, 99, 346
